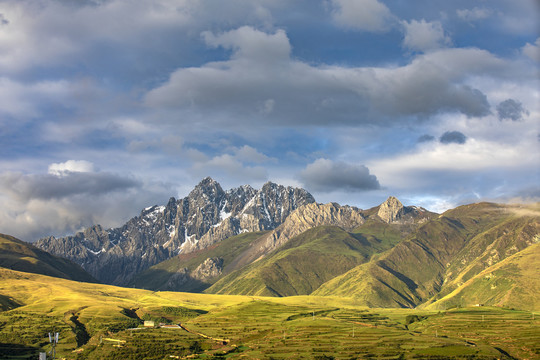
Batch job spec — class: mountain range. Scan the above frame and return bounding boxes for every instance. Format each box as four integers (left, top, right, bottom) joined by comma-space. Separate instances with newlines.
29, 178, 540, 310
35, 177, 315, 285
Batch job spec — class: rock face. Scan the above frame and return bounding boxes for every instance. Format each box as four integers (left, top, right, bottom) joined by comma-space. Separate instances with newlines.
227, 202, 367, 270
264, 202, 366, 253
192, 257, 224, 281
376, 196, 432, 224
35, 177, 315, 285
378, 196, 404, 223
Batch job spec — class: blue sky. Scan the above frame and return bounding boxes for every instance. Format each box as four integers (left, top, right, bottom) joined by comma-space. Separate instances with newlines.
0, 0, 538, 241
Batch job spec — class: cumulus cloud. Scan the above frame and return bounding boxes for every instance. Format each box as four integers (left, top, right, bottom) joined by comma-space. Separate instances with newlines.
146, 27, 500, 126
330, 0, 393, 32
496, 99, 529, 121
440, 131, 467, 144
299, 158, 380, 192
401, 19, 451, 52
0, 166, 172, 241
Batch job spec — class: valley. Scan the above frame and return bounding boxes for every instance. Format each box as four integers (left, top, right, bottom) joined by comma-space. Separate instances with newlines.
1, 179, 539, 359
0, 268, 538, 359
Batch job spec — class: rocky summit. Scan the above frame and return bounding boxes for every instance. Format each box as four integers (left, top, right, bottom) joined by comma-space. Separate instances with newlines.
35, 177, 315, 285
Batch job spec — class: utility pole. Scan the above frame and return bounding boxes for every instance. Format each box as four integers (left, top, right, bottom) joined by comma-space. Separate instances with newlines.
48, 331, 59, 360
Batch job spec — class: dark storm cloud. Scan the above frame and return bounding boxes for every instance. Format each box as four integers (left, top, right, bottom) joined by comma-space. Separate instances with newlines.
440, 131, 467, 144
0, 171, 140, 201
496, 99, 529, 121
299, 159, 380, 192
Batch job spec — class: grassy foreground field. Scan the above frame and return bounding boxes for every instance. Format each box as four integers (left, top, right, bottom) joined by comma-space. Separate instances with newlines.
0, 268, 538, 359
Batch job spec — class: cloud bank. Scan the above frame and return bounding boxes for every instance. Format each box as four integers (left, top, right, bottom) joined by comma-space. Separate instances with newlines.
299, 159, 380, 192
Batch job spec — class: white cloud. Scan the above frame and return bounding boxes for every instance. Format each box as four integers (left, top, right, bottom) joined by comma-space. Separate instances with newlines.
234, 145, 274, 163
369, 135, 539, 190
401, 19, 451, 52
48, 160, 95, 176
330, 0, 393, 32
191, 151, 269, 183
522, 38, 540, 63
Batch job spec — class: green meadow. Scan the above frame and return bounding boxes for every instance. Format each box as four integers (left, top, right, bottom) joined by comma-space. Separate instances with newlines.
1, 268, 538, 359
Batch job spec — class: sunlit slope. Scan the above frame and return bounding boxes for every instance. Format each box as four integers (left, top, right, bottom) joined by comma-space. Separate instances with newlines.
0, 267, 538, 359
0, 233, 96, 283
426, 209, 540, 305
314, 203, 538, 308
206, 223, 404, 296
426, 242, 540, 311
0, 267, 253, 319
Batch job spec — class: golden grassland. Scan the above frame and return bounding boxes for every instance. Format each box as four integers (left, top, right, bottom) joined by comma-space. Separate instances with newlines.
1, 268, 539, 359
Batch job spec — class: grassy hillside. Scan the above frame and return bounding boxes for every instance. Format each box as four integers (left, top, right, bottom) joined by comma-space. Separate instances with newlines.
427, 211, 539, 305
0, 268, 538, 359
314, 203, 539, 308
130, 231, 268, 291
0, 233, 96, 283
207, 222, 406, 296
425, 242, 540, 311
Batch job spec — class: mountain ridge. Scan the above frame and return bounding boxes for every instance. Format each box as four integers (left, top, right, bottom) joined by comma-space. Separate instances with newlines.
35, 177, 315, 285
30, 178, 538, 311
0, 233, 96, 283
313, 202, 540, 309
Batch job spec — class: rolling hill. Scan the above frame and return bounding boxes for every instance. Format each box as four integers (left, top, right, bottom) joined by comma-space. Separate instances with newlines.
0, 267, 538, 359
313, 202, 540, 309
0, 233, 96, 283
206, 223, 405, 296
425, 242, 540, 311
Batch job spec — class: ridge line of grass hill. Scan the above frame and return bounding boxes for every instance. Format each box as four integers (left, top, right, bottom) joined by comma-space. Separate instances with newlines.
205, 223, 405, 297
424, 242, 540, 311
429, 212, 540, 303
313, 203, 525, 308
0, 233, 97, 283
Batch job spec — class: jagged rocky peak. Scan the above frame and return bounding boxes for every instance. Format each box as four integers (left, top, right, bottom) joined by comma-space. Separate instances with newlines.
35, 177, 315, 286
377, 196, 405, 223
185, 179, 316, 252
188, 177, 225, 202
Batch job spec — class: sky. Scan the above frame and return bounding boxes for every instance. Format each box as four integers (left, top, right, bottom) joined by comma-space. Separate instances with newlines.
0, 0, 538, 242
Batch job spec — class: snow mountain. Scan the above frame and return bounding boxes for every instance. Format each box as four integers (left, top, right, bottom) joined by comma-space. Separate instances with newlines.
35, 177, 315, 285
